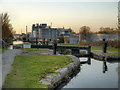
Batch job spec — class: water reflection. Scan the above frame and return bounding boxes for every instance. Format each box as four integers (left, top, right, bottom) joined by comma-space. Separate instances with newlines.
88, 56, 91, 65
103, 61, 108, 73
13, 41, 23, 45
7, 41, 23, 50
80, 57, 108, 73
63, 58, 118, 88
80, 56, 91, 65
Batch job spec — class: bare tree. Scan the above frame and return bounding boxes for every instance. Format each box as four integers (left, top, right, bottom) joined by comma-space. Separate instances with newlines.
98, 27, 116, 34
1, 13, 13, 44
79, 26, 91, 42
118, 1, 120, 31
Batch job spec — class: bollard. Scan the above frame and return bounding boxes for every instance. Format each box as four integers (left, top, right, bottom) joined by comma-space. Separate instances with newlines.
103, 39, 107, 53
36, 38, 38, 45
36, 38, 39, 49
46, 40, 48, 46
53, 40, 57, 55
88, 45, 91, 56
60, 49, 65, 54
87, 46, 91, 65
43, 38, 45, 45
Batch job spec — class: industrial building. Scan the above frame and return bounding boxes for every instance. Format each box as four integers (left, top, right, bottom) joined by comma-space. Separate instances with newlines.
32, 23, 72, 41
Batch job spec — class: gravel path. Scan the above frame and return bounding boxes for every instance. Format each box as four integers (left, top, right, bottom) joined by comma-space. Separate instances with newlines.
0, 49, 22, 90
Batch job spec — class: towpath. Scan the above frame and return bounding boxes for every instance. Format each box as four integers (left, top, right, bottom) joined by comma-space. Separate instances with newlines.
0, 49, 21, 90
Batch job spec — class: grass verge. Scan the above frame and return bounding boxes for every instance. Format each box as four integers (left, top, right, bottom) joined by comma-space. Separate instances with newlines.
25, 48, 48, 51
107, 53, 120, 55
4, 55, 72, 88
0, 48, 7, 54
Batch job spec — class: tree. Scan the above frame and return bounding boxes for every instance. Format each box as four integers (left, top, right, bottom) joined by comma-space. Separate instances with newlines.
1, 13, 13, 44
79, 26, 91, 42
98, 27, 116, 34
118, 1, 120, 31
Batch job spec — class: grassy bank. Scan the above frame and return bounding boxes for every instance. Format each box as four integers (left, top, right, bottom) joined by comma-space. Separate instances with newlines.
25, 48, 48, 51
58, 44, 87, 47
22, 48, 52, 54
4, 55, 72, 88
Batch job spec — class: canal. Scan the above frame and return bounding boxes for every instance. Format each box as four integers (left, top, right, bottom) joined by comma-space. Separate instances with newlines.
8, 41, 23, 49
63, 58, 119, 88
7, 41, 120, 88
13, 41, 23, 45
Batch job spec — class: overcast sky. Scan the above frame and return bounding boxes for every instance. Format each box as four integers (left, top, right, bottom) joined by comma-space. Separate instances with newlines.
0, 0, 119, 34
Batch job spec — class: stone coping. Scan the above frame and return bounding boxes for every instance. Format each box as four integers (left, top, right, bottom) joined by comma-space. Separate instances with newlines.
91, 52, 120, 60
39, 55, 80, 88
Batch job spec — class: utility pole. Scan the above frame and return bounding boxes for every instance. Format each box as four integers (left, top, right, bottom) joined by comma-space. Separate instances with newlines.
26, 26, 28, 41
79, 30, 81, 44
21, 29, 22, 34
26, 26, 27, 34
51, 22, 52, 27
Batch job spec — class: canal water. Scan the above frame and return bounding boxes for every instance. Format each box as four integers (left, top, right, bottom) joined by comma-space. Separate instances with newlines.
8, 41, 23, 49
63, 58, 119, 88
13, 41, 23, 45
